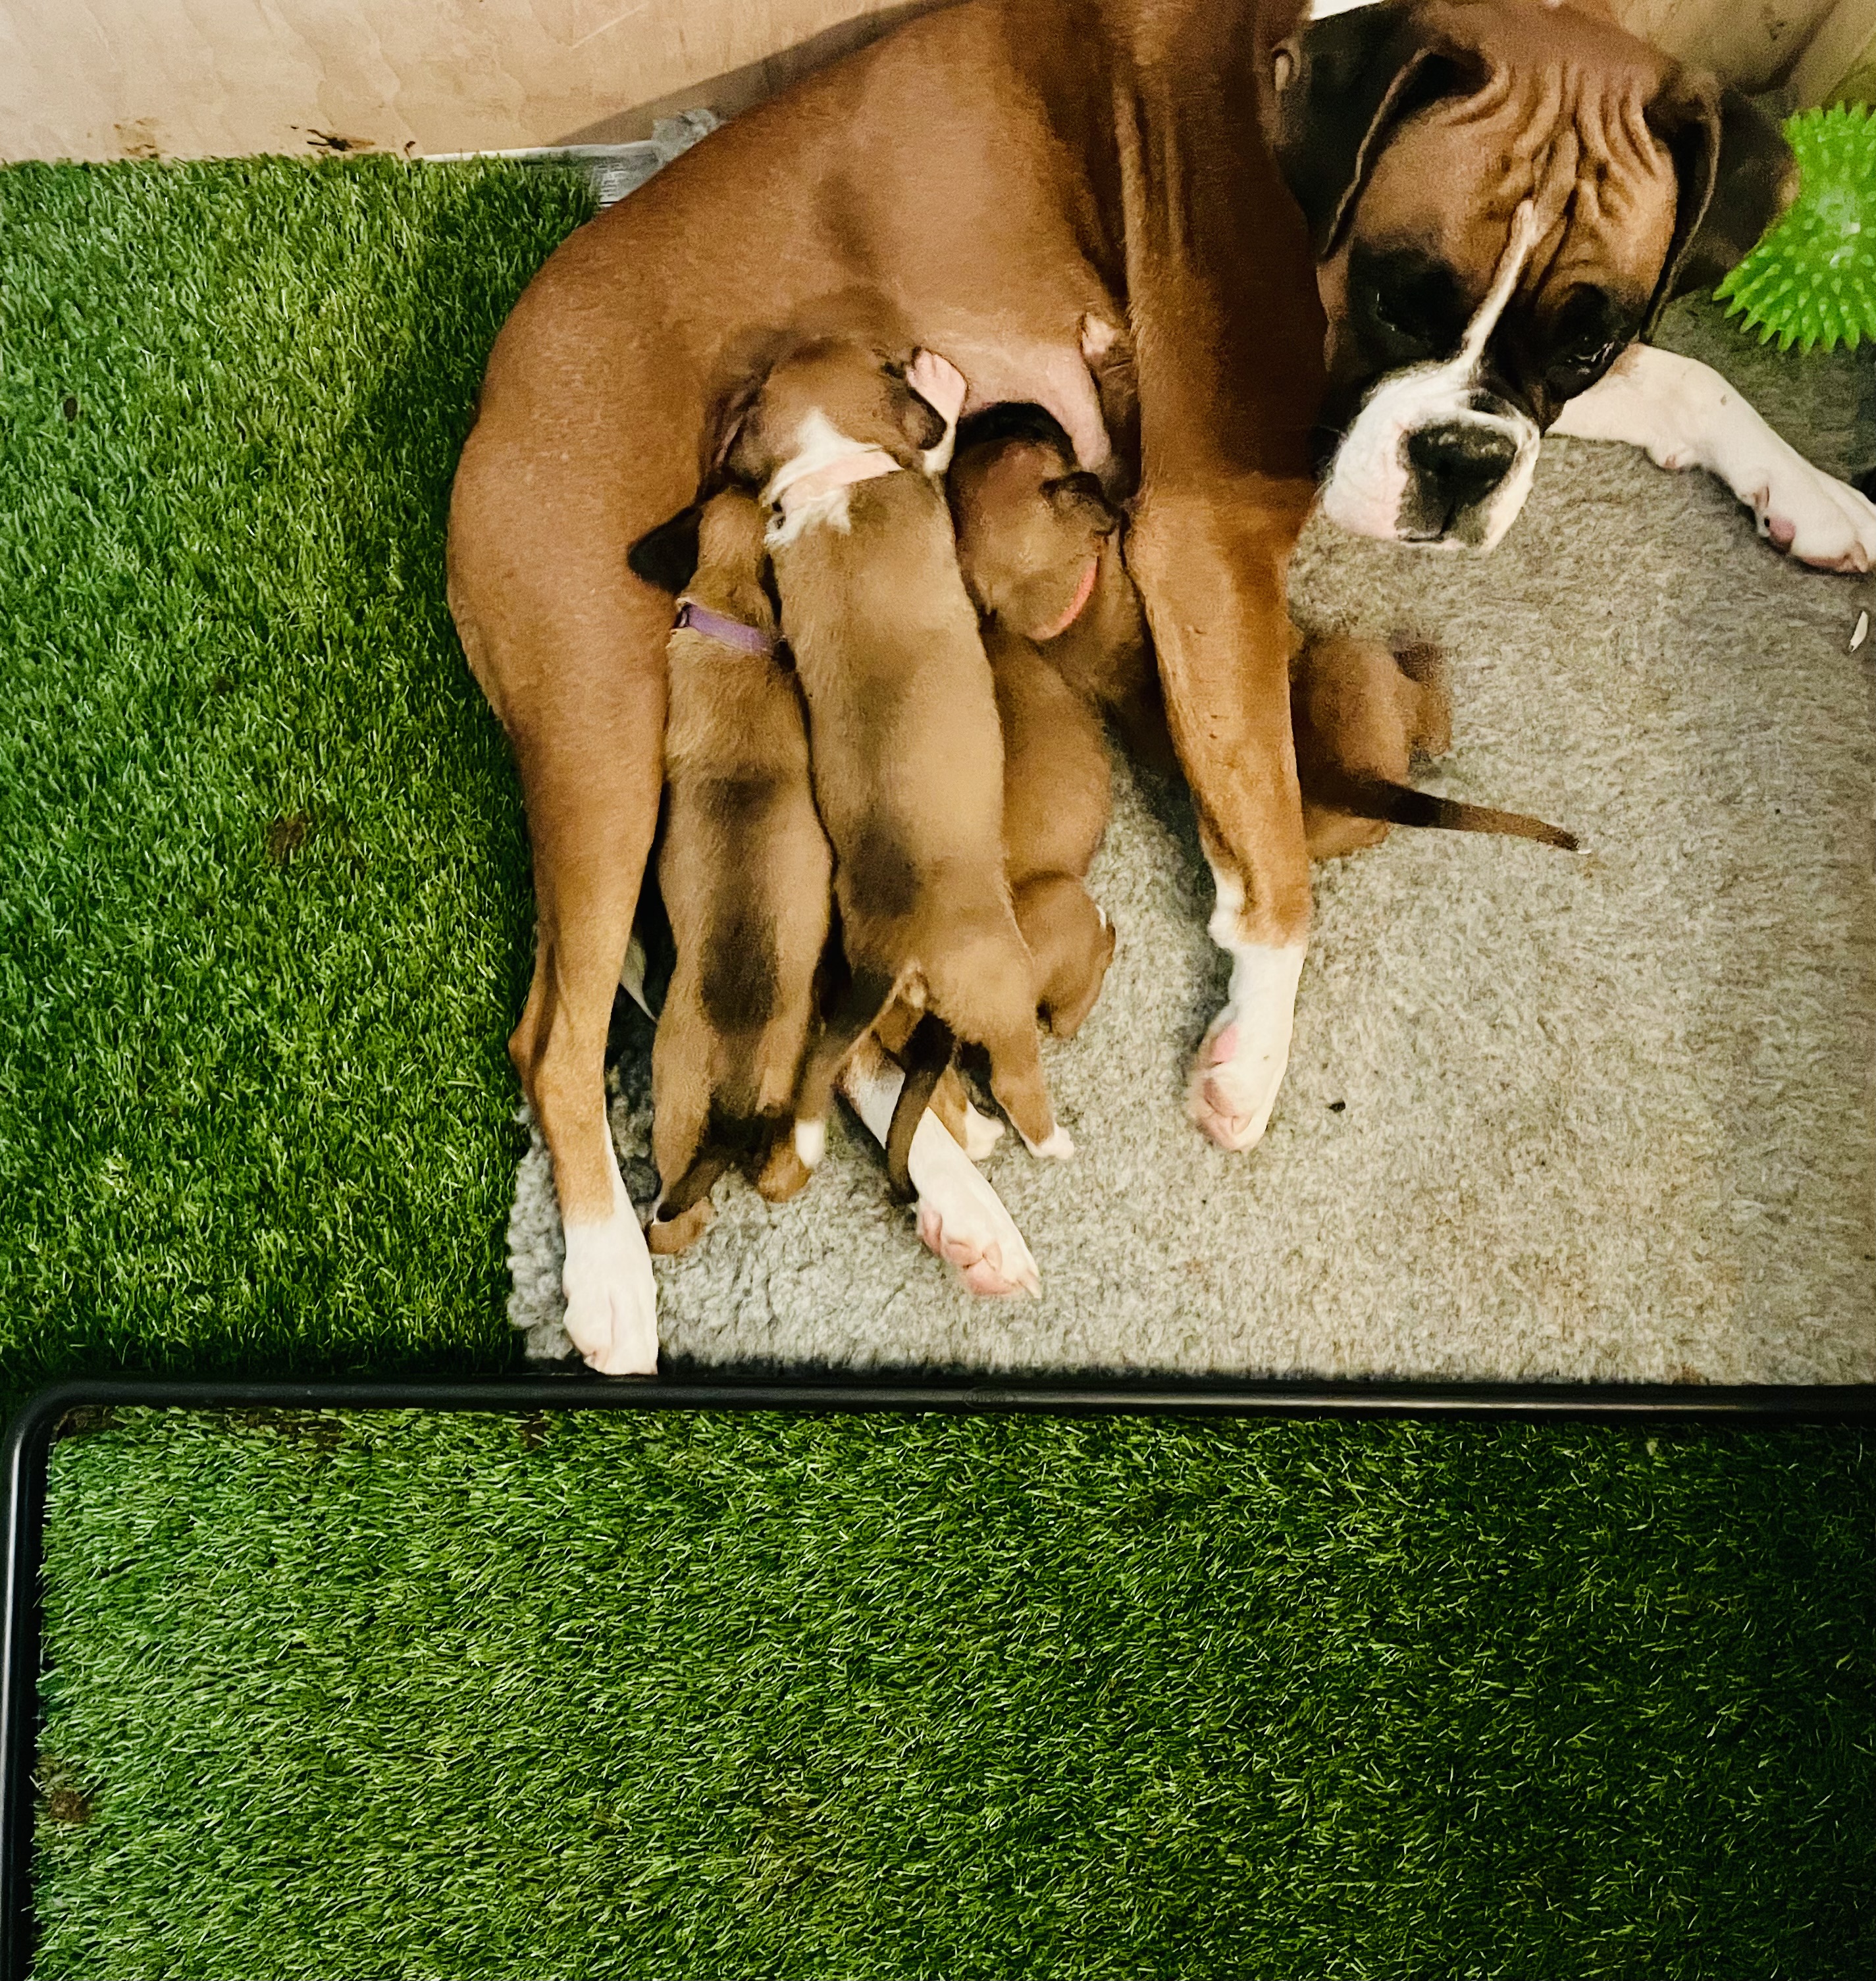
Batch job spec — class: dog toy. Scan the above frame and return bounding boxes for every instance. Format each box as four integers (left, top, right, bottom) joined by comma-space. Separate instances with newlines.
1718, 103, 1876, 352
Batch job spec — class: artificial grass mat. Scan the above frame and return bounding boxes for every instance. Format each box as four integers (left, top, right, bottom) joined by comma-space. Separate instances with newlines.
32, 1408, 1876, 1977
0, 157, 596, 1398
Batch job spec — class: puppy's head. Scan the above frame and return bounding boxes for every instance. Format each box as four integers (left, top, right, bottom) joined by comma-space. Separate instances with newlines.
1266, 0, 1795, 551
719, 336, 960, 492
949, 404, 1119, 641
629, 337, 964, 588
689, 489, 776, 630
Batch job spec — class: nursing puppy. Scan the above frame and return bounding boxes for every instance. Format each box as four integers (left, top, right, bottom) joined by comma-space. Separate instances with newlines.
723, 334, 1071, 1163
951, 406, 1574, 887
947, 406, 1139, 1038
648, 488, 831, 1255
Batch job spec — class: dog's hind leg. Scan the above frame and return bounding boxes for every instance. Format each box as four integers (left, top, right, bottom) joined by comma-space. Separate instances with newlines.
838, 1036, 1040, 1298
1014, 876, 1115, 1038
451, 446, 671, 1375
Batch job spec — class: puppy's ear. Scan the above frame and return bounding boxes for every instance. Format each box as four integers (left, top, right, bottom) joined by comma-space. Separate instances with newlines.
1045, 471, 1120, 537
627, 505, 704, 594
1644, 78, 1796, 330
703, 369, 769, 487
1268, 8, 1487, 257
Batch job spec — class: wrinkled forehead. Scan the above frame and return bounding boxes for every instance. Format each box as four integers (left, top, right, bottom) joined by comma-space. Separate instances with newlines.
1348, 88, 1679, 321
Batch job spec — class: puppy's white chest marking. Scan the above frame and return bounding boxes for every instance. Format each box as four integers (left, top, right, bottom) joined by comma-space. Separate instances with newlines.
763, 410, 893, 545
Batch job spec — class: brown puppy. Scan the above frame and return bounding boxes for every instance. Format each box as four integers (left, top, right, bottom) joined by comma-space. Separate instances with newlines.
947, 406, 1135, 1039
1290, 635, 1578, 858
719, 334, 1071, 1163
648, 489, 831, 1255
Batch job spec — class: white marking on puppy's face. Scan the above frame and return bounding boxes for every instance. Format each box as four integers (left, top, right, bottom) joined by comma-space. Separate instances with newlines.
1320, 202, 1544, 552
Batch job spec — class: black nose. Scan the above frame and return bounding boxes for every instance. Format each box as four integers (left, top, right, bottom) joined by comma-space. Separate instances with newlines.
1405, 422, 1517, 525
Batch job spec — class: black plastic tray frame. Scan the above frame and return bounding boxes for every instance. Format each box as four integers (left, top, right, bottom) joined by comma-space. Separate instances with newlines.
5, 1371, 1875, 1978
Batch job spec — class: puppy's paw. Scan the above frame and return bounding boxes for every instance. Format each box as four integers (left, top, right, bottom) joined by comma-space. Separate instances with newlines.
1018, 1123, 1076, 1160
1187, 943, 1305, 1153
646, 1199, 714, 1254
909, 1114, 1041, 1298
1749, 454, 1876, 573
561, 1209, 660, 1374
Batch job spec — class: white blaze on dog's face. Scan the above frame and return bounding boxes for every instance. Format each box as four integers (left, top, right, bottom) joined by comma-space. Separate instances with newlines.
1270, 1, 1796, 552
1318, 199, 1547, 550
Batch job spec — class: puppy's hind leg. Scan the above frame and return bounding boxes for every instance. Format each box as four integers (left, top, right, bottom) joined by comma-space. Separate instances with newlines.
931, 909, 1071, 1159
1014, 875, 1116, 1040
839, 1036, 1040, 1298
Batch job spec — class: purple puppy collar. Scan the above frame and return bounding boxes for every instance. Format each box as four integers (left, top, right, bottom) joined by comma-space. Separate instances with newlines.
673, 597, 774, 657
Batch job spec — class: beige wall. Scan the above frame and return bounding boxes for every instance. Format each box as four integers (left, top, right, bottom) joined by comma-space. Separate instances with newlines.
0, 0, 1866, 166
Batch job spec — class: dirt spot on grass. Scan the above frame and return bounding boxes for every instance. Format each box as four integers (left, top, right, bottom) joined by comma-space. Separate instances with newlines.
519, 1412, 552, 1450
232, 1410, 346, 1457
266, 814, 311, 863
39, 1760, 95, 1826
55, 1406, 118, 1440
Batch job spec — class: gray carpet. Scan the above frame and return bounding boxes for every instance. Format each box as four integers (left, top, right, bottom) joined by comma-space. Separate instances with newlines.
509, 301, 1876, 1383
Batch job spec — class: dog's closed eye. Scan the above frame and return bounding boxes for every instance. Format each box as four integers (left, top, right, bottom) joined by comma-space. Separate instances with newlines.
1045, 471, 1118, 534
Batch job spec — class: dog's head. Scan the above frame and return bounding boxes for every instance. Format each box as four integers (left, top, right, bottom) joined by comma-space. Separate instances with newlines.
947, 404, 1119, 640
1267, 0, 1796, 550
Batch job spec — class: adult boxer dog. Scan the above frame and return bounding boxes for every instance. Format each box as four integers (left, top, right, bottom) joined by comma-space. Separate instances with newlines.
450, 0, 1876, 1373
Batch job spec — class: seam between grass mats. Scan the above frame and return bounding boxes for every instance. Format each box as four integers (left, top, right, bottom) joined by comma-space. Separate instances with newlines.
5, 1373, 1875, 1978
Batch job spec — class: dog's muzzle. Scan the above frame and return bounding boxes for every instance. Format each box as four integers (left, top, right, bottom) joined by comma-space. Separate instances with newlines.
1398, 408, 1523, 542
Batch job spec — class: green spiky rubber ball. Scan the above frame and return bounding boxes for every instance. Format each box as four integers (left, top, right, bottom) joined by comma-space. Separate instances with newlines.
1718, 103, 1876, 352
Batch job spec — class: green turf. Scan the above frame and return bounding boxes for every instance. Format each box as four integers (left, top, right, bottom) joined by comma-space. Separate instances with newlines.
30, 1408, 1876, 1978
0, 159, 595, 1398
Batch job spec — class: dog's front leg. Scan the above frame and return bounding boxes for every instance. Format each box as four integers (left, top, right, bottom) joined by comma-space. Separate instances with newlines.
1553, 344, 1876, 573
1128, 485, 1315, 1152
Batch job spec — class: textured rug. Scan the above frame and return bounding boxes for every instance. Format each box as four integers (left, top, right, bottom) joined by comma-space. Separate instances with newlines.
509, 302, 1876, 1383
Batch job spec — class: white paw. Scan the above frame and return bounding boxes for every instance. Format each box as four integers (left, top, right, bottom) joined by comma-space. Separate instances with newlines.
561, 1203, 659, 1375
1019, 1123, 1075, 1160
960, 1101, 1005, 1163
1187, 941, 1305, 1153
909, 1111, 1041, 1298
1747, 452, 1876, 573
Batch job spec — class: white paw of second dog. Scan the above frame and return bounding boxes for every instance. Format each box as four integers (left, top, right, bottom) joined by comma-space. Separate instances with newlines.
1187, 941, 1306, 1153
1745, 448, 1876, 573
910, 1111, 1041, 1299
561, 1199, 659, 1375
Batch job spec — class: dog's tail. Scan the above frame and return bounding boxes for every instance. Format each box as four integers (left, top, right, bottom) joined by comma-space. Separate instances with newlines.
883, 1013, 956, 1202
1321, 774, 1577, 851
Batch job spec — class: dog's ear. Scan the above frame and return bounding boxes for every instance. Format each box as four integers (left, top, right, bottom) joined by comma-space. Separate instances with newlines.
627, 504, 704, 594
1268, 5, 1486, 258
1644, 78, 1796, 330
1045, 471, 1119, 537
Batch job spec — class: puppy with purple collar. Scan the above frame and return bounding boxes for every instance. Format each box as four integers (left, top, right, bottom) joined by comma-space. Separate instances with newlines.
648, 488, 831, 1254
